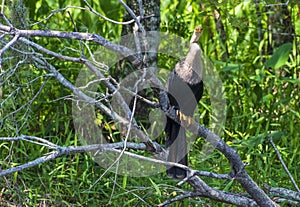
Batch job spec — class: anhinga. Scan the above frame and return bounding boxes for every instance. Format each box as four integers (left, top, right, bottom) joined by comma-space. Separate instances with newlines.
165, 26, 204, 179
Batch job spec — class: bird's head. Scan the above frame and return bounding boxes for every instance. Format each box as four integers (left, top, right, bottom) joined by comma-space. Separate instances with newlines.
190, 26, 203, 43
195, 26, 203, 33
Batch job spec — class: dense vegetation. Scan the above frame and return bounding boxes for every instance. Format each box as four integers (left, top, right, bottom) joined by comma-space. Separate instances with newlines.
0, 0, 299, 206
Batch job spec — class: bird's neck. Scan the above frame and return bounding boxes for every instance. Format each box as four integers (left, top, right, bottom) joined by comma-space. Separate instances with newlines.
185, 43, 201, 68
174, 43, 203, 83
190, 32, 200, 44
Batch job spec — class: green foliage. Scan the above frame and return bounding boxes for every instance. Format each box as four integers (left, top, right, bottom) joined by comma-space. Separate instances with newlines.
0, 0, 299, 206
265, 43, 292, 69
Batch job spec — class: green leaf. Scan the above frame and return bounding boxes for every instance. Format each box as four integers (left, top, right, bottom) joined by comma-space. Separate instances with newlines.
223, 179, 234, 191
265, 43, 292, 69
149, 178, 161, 196
221, 64, 240, 72
122, 175, 127, 188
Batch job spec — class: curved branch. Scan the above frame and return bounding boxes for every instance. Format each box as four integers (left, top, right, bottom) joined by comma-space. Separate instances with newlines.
83, 0, 136, 25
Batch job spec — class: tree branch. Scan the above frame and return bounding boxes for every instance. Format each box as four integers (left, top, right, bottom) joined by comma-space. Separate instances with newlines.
0, 33, 19, 58
159, 180, 258, 207
0, 23, 143, 68
162, 106, 280, 207
264, 184, 300, 203
0, 137, 147, 177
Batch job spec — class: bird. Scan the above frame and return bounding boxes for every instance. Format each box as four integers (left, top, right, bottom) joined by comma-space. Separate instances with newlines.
165, 26, 204, 179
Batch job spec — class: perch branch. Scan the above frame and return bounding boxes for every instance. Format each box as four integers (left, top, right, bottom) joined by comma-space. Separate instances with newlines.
161, 103, 279, 207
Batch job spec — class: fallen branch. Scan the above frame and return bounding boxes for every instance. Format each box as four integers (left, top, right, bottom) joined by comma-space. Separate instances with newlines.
0, 138, 146, 177
0, 133, 269, 206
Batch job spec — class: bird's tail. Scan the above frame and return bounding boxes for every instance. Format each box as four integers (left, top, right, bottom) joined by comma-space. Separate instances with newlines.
165, 117, 187, 179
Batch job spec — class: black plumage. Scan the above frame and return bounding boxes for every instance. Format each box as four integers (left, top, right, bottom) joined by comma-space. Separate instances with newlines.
165, 26, 204, 179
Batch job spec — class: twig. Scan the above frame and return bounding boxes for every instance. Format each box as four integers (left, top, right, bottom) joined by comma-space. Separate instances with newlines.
158, 191, 201, 207
84, 61, 137, 124
20, 37, 85, 63
137, 0, 144, 19
0, 135, 58, 148
67, 11, 85, 57
17, 76, 49, 133
118, 0, 146, 34
109, 70, 141, 202
0, 74, 48, 126
30, 5, 136, 27
83, 0, 136, 25
108, 178, 151, 207
118, 0, 149, 66
122, 86, 159, 107
263, 0, 289, 7
269, 137, 300, 192
133, 16, 142, 58
0, 12, 13, 27
177, 169, 232, 186
0, 33, 20, 58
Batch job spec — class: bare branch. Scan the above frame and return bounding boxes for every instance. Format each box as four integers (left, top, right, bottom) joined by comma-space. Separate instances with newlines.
83, 0, 136, 25
269, 137, 300, 192
0, 74, 50, 131
107, 70, 143, 201
263, 0, 290, 7
20, 37, 85, 63
137, 0, 144, 19
0, 33, 19, 59
30, 5, 137, 27
0, 12, 13, 27
0, 23, 143, 68
0, 135, 58, 149
118, 0, 146, 34
0, 139, 147, 177
31, 56, 162, 153
264, 184, 300, 203
17, 36, 137, 127
177, 170, 232, 187
160, 176, 258, 207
